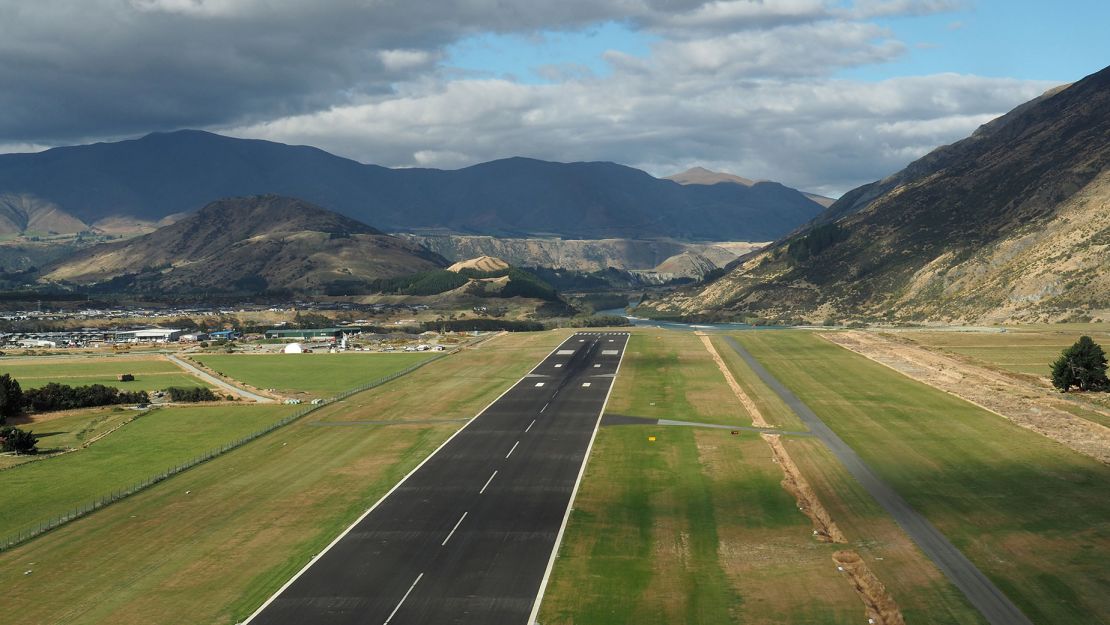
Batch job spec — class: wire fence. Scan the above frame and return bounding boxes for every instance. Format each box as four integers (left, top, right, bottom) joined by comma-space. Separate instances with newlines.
0, 350, 450, 553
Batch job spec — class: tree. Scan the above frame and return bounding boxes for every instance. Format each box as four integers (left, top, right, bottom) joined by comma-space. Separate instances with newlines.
0, 425, 38, 454
0, 373, 23, 422
1051, 336, 1109, 392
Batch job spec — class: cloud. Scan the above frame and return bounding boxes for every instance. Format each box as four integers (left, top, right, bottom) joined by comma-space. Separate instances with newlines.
0, 0, 1057, 195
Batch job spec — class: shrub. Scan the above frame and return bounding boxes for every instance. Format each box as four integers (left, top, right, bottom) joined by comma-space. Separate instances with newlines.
165, 387, 219, 402
0, 425, 37, 454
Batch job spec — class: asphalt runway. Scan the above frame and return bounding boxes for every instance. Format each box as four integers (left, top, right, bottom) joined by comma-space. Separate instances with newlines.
245, 332, 629, 625
723, 336, 1033, 625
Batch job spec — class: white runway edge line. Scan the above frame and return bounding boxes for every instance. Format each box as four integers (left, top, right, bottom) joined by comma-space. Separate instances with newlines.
479, 470, 498, 494
241, 333, 582, 624
441, 512, 468, 546
506, 440, 521, 458
527, 333, 629, 625
383, 573, 423, 625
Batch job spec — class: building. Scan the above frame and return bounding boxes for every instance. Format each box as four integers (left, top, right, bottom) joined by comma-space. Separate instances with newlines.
208, 330, 240, 341
283, 343, 304, 354
265, 328, 345, 341
116, 328, 183, 343
180, 332, 210, 342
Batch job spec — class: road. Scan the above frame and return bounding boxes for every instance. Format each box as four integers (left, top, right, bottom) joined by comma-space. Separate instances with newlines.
245, 332, 629, 625
166, 354, 275, 403
723, 336, 1034, 625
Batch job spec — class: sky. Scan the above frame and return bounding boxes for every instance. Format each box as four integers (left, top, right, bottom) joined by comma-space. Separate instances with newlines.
0, 0, 1105, 197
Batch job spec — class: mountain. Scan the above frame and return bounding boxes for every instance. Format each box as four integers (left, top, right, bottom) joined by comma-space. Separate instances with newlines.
403, 234, 765, 274
666, 166, 836, 208
666, 166, 757, 187
647, 65, 1110, 324
0, 131, 824, 241
41, 195, 447, 293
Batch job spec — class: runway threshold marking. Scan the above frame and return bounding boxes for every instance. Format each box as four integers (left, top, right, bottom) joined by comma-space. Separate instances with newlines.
506, 440, 520, 458
442, 512, 468, 546
479, 470, 498, 494
526, 418, 536, 432
383, 572, 423, 624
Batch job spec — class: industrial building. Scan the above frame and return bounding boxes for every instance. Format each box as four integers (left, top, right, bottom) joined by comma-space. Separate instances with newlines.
264, 328, 345, 341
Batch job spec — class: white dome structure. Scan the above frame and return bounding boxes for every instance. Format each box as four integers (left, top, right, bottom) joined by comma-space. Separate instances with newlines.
283, 342, 304, 354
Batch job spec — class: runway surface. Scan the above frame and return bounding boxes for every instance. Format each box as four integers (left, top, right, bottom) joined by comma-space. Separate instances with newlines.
723, 336, 1033, 625
246, 332, 629, 625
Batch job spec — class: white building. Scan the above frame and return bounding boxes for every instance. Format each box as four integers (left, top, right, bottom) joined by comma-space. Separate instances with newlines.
117, 328, 183, 343
283, 342, 304, 354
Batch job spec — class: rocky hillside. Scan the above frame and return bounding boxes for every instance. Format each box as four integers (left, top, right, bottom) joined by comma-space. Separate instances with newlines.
41, 195, 446, 294
403, 234, 764, 277
647, 65, 1110, 324
0, 131, 824, 241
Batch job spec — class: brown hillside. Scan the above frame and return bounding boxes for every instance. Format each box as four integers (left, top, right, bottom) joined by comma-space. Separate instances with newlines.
647, 65, 1110, 324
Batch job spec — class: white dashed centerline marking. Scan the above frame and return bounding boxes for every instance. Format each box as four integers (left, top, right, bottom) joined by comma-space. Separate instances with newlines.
479, 471, 498, 494
540, 402, 549, 413
506, 440, 520, 458
526, 418, 536, 432
383, 573, 423, 624
442, 512, 468, 546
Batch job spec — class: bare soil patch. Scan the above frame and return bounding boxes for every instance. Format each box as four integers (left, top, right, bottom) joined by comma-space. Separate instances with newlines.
833, 549, 906, 625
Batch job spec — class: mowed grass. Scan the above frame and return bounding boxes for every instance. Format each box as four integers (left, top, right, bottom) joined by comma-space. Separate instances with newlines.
603, 331, 748, 426
1, 356, 210, 392
0, 404, 297, 538
0, 330, 564, 625
732, 331, 1110, 625
540, 426, 867, 625
192, 352, 435, 396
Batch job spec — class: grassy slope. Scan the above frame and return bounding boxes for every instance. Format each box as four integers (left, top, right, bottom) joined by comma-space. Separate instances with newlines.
1, 356, 210, 391
0, 331, 562, 625
0, 404, 296, 537
733, 331, 1110, 625
544, 329, 920, 625
191, 352, 434, 396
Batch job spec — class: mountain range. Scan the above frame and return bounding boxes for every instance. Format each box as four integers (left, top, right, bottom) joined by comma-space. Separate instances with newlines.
647, 64, 1110, 324
41, 195, 446, 294
0, 131, 824, 241
666, 167, 836, 208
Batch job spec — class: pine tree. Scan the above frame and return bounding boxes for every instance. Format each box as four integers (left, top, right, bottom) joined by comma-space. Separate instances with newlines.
1051, 336, 1109, 392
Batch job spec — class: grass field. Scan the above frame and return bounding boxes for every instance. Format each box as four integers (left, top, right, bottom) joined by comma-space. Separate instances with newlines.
897, 330, 1098, 377
732, 331, 1110, 625
191, 352, 435, 396
540, 329, 982, 625
0, 330, 564, 625
0, 404, 297, 539
1, 356, 210, 392
602, 332, 750, 426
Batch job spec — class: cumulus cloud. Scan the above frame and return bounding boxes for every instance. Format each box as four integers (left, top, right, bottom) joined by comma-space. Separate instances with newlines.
0, 0, 1057, 194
